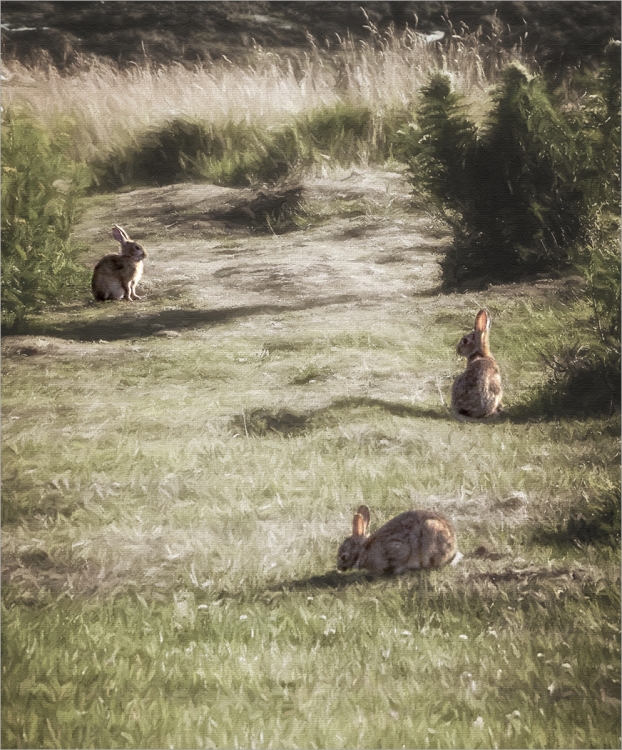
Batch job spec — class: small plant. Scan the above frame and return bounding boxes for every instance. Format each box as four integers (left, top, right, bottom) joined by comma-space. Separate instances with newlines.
1, 108, 89, 329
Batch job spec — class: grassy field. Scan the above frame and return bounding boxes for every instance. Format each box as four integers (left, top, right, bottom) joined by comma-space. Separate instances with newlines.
2, 167, 620, 748
2, 20, 521, 168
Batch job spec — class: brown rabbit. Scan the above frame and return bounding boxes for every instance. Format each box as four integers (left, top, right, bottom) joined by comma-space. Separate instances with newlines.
337, 505, 459, 574
91, 226, 147, 301
451, 309, 503, 419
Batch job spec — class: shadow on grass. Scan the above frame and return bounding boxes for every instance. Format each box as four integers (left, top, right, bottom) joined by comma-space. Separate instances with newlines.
496, 403, 621, 424
232, 398, 450, 436
325, 396, 447, 420
280, 565, 586, 591
271, 569, 379, 591
10, 295, 359, 342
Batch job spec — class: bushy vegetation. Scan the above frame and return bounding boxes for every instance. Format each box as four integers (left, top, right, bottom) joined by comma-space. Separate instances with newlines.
1, 109, 89, 329
91, 105, 403, 190
404, 61, 611, 288
402, 43, 620, 413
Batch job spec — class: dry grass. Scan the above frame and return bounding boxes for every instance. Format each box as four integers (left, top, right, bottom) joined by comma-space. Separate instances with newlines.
2, 21, 526, 163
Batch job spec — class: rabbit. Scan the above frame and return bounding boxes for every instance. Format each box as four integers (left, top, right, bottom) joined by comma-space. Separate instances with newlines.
337, 504, 460, 574
451, 309, 503, 419
92, 226, 147, 301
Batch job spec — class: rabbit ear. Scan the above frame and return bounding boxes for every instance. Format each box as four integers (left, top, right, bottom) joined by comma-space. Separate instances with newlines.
356, 505, 370, 532
474, 309, 490, 333
112, 226, 129, 243
352, 513, 366, 537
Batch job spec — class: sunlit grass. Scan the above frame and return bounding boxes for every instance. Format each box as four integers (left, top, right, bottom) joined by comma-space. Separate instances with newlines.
2, 23, 526, 165
2, 179, 619, 747
2, 568, 619, 748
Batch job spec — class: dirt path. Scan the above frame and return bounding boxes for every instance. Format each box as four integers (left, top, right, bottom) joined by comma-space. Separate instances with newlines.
74, 168, 450, 323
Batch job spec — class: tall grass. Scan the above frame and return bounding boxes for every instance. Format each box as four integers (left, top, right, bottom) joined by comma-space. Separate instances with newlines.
2, 22, 526, 166
1, 108, 90, 329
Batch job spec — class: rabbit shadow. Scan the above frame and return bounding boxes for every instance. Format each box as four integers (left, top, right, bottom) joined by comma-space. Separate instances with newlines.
270, 569, 389, 592
232, 399, 451, 438
319, 396, 448, 421
13, 295, 358, 342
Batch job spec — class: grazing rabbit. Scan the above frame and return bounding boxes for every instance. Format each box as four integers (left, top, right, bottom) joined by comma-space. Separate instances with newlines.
451, 309, 503, 419
337, 504, 459, 574
92, 226, 147, 301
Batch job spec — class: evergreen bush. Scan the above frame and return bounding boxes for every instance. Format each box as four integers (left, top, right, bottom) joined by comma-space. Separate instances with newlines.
406, 64, 591, 289
1, 109, 89, 329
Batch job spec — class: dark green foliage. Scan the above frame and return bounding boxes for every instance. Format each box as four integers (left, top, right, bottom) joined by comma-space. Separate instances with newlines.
1, 109, 89, 329
403, 74, 477, 217
570, 40, 621, 217
571, 42, 621, 350
298, 104, 375, 163
407, 64, 592, 289
91, 119, 298, 190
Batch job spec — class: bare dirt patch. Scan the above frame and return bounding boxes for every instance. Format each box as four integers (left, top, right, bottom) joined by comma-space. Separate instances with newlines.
70, 168, 448, 315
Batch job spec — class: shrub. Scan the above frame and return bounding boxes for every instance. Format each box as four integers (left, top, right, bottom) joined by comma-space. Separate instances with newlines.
537, 44, 621, 415
571, 41, 620, 350
531, 344, 620, 416
405, 63, 603, 289
90, 118, 293, 189
1, 109, 89, 329
400, 74, 477, 217
89, 104, 407, 191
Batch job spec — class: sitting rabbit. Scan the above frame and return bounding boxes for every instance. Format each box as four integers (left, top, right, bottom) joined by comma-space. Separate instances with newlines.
92, 225, 146, 301
337, 504, 460, 574
451, 309, 503, 419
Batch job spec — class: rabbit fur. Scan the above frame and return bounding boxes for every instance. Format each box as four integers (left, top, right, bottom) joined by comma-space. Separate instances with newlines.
337, 504, 459, 574
92, 226, 146, 301
451, 309, 503, 419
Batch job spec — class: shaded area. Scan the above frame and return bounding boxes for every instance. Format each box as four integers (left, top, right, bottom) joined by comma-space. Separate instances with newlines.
464, 545, 506, 562
232, 408, 312, 438
10, 295, 359, 342
231, 398, 450, 437
326, 396, 447, 421
206, 187, 303, 231
530, 485, 621, 549
271, 569, 378, 592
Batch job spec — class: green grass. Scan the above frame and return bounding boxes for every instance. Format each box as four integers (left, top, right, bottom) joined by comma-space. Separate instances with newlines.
2, 178, 620, 748
3, 573, 619, 749
90, 105, 412, 191
1, 108, 90, 328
